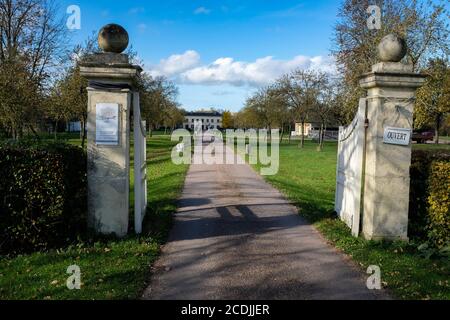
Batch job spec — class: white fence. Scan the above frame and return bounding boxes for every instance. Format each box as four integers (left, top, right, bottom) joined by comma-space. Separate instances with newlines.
133, 92, 148, 234
335, 98, 367, 236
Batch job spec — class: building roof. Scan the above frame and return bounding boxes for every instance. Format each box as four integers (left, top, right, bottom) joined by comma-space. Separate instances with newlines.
185, 111, 222, 117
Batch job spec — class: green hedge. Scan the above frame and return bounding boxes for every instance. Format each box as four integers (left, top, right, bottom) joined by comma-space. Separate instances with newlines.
0, 142, 87, 254
409, 150, 450, 248
427, 161, 450, 248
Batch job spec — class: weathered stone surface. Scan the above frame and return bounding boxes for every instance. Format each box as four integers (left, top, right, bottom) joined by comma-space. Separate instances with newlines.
85, 89, 131, 237
82, 53, 130, 66
378, 34, 407, 62
371, 62, 413, 73
98, 24, 129, 53
81, 56, 140, 237
359, 60, 426, 241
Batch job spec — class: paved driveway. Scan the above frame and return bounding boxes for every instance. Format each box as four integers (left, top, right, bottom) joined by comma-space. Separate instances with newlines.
142, 145, 388, 300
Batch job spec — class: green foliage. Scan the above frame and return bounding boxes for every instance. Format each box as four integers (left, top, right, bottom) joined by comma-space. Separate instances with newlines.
409, 150, 450, 246
0, 135, 189, 300
427, 161, 450, 248
0, 142, 87, 255
415, 58, 450, 132
247, 140, 449, 299
222, 111, 234, 129
333, 0, 449, 121
0, 237, 159, 300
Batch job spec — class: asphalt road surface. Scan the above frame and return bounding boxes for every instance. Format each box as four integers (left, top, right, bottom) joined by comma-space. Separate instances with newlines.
142, 144, 388, 300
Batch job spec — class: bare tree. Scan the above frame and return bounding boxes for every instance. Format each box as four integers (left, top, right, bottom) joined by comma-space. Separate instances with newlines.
278, 70, 327, 148
0, 0, 68, 82
138, 74, 179, 136
0, 0, 68, 138
333, 0, 449, 122
415, 58, 450, 144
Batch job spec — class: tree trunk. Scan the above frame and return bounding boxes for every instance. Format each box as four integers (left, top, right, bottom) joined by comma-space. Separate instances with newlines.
54, 120, 58, 140
300, 120, 305, 148
318, 122, 325, 152
318, 125, 322, 151
81, 117, 87, 149
434, 114, 442, 144
28, 124, 40, 140
288, 123, 292, 144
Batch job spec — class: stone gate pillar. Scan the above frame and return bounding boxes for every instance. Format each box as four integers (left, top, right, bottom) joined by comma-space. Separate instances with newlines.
80, 24, 142, 237
359, 35, 426, 241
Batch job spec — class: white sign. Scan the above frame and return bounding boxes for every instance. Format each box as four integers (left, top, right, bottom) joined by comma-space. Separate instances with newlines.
383, 127, 411, 146
96, 103, 119, 145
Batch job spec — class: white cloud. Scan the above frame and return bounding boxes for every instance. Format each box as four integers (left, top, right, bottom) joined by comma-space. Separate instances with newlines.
150, 50, 201, 77
129, 7, 145, 15
148, 51, 336, 87
194, 7, 211, 15
138, 23, 147, 33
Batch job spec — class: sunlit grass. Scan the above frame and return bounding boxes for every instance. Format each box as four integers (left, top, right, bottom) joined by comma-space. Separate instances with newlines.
249, 140, 449, 300
0, 134, 189, 300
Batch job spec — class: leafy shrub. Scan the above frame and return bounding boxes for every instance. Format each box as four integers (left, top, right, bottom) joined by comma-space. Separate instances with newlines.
427, 161, 450, 248
0, 141, 87, 254
409, 149, 450, 247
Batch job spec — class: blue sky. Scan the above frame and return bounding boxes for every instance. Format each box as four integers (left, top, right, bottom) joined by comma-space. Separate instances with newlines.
60, 0, 340, 111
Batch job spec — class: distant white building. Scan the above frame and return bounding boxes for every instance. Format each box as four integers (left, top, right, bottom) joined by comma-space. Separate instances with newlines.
293, 122, 339, 141
184, 111, 223, 130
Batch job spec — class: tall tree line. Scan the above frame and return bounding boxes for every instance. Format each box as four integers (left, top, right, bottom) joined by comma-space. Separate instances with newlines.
0, 0, 185, 141
236, 69, 343, 151
235, 0, 449, 145
333, 0, 449, 133
0, 0, 67, 139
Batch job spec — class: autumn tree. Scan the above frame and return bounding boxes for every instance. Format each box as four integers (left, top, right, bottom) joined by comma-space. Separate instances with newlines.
46, 36, 99, 147
222, 111, 234, 129
162, 102, 185, 133
235, 105, 262, 129
311, 79, 344, 151
415, 58, 450, 144
0, 0, 67, 138
278, 70, 328, 148
333, 0, 449, 123
138, 74, 179, 136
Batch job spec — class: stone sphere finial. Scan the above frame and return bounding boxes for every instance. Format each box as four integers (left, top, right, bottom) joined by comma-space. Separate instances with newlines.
98, 24, 129, 54
378, 34, 407, 62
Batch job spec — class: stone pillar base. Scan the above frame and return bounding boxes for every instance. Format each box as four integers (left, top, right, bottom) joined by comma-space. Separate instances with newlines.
81, 53, 141, 237
359, 62, 426, 241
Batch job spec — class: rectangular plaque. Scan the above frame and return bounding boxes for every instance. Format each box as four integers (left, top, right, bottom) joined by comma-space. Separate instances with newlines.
383, 127, 411, 146
96, 103, 119, 145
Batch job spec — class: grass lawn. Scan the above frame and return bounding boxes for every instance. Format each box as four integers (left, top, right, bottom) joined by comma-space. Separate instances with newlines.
248, 140, 449, 300
0, 135, 188, 300
413, 143, 450, 151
